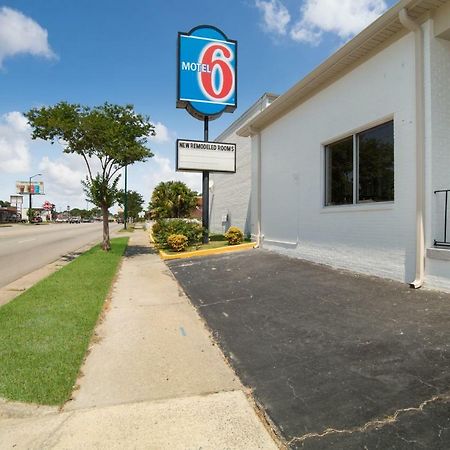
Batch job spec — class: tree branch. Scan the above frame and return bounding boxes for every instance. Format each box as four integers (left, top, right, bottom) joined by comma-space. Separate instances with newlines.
80, 151, 93, 182
108, 163, 123, 180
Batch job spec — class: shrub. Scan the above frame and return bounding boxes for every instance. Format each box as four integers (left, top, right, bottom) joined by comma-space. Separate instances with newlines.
225, 226, 243, 245
152, 219, 203, 247
209, 233, 226, 242
167, 234, 188, 252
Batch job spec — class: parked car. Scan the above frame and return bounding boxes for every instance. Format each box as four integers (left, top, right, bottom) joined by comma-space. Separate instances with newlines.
69, 216, 81, 224
31, 216, 43, 223
82, 217, 93, 223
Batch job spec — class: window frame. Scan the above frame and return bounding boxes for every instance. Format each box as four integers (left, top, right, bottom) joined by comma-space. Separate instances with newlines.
323, 119, 395, 208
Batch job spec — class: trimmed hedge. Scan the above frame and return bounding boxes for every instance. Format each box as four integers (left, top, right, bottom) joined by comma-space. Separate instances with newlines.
152, 219, 203, 247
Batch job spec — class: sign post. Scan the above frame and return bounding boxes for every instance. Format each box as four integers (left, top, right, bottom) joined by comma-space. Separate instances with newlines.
202, 118, 209, 243
176, 25, 237, 243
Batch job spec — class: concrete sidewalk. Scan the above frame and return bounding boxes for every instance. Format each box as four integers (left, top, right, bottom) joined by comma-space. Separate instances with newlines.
0, 231, 279, 449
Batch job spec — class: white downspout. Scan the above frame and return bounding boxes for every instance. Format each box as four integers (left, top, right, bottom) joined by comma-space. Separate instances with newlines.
250, 127, 263, 248
399, 9, 425, 289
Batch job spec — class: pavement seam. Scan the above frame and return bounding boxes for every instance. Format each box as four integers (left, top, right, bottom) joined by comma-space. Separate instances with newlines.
36, 411, 75, 449
64, 388, 245, 412
287, 392, 450, 446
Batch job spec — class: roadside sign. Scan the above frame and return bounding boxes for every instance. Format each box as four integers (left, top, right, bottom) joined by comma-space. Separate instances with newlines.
16, 181, 44, 195
42, 201, 54, 211
176, 139, 236, 173
177, 25, 237, 120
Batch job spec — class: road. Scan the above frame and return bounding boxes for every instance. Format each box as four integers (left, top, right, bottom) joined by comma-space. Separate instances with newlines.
0, 222, 121, 288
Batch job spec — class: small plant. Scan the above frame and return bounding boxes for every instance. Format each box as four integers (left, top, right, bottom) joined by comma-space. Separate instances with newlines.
225, 226, 243, 245
167, 234, 188, 252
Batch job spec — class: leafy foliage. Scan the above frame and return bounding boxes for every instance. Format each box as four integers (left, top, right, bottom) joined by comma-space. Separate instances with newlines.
25, 102, 154, 250
82, 174, 120, 216
149, 181, 197, 219
152, 219, 203, 247
209, 233, 226, 241
69, 208, 93, 220
116, 190, 145, 221
167, 234, 188, 252
225, 226, 244, 245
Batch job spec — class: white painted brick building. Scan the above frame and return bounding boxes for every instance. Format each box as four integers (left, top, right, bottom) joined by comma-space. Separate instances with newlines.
236, 0, 450, 292
209, 94, 277, 236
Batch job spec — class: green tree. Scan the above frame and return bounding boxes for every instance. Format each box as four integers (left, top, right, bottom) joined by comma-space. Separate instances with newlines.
116, 190, 145, 222
0, 200, 11, 208
26, 102, 154, 250
90, 207, 101, 219
149, 181, 197, 219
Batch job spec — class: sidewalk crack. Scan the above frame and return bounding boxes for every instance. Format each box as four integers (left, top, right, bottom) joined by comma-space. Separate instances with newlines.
288, 392, 450, 446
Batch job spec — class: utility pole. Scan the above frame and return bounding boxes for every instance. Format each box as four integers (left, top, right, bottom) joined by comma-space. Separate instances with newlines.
124, 164, 128, 230
28, 173, 42, 223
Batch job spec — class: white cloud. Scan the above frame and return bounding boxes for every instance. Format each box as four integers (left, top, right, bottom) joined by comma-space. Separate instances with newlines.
0, 111, 31, 173
37, 151, 110, 210
290, 0, 387, 44
146, 155, 201, 199
0, 6, 55, 68
255, 0, 291, 36
149, 122, 172, 144
39, 155, 86, 198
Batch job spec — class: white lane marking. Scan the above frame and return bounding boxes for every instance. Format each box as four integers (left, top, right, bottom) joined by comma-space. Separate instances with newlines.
18, 238, 36, 244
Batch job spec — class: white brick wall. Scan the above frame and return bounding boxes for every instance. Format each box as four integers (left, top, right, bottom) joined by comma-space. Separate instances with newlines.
424, 5, 450, 291
258, 34, 417, 283
209, 133, 252, 235
210, 95, 275, 236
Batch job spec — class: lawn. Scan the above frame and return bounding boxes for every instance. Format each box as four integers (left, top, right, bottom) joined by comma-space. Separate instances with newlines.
0, 237, 128, 405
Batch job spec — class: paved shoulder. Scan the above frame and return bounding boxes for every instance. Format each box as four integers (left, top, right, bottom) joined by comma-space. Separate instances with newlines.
168, 250, 450, 449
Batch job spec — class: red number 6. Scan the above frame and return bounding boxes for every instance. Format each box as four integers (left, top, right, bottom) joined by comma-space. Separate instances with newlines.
200, 44, 234, 101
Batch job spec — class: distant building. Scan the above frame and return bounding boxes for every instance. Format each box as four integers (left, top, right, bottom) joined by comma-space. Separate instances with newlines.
0, 207, 18, 223
209, 93, 277, 236
190, 196, 203, 220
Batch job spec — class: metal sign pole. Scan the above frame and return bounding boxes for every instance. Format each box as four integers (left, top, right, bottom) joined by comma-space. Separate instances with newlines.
202, 117, 209, 244
124, 164, 128, 230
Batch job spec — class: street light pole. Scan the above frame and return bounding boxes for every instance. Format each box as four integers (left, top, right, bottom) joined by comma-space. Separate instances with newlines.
28, 173, 42, 223
124, 164, 128, 230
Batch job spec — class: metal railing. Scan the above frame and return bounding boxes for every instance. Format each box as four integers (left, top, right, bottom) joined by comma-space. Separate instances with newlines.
434, 189, 450, 248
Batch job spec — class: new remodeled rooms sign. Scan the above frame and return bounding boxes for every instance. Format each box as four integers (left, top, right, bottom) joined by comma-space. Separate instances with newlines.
176, 139, 236, 173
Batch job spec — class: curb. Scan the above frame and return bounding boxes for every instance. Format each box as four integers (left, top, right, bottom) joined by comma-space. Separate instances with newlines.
159, 242, 256, 260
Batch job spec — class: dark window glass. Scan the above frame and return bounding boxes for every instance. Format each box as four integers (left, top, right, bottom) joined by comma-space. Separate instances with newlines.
325, 137, 353, 206
358, 121, 394, 203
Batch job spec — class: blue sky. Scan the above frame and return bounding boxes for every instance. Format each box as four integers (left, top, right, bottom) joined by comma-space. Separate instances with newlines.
0, 0, 396, 211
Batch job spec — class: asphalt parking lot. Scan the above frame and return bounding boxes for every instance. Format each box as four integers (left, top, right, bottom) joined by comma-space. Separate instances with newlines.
168, 249, 450, 449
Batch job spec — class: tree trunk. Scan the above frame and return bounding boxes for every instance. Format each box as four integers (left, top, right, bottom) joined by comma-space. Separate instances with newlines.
101, 205, 111, 251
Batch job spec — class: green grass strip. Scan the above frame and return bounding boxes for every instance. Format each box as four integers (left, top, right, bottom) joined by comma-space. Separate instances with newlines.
0, 237, 128, 405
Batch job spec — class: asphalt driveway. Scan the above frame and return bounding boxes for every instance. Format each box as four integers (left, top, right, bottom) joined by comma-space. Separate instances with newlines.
168, 250, 450, 449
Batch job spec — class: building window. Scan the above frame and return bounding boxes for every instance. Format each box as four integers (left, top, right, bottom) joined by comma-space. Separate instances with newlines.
325, 136, 354, 205
325, 121, 394, 206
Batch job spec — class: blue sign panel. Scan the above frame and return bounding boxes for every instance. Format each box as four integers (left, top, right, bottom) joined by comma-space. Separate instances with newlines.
177, 25, 237, 120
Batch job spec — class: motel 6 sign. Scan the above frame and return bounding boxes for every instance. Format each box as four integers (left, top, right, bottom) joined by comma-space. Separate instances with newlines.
177, 25, 237, 120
